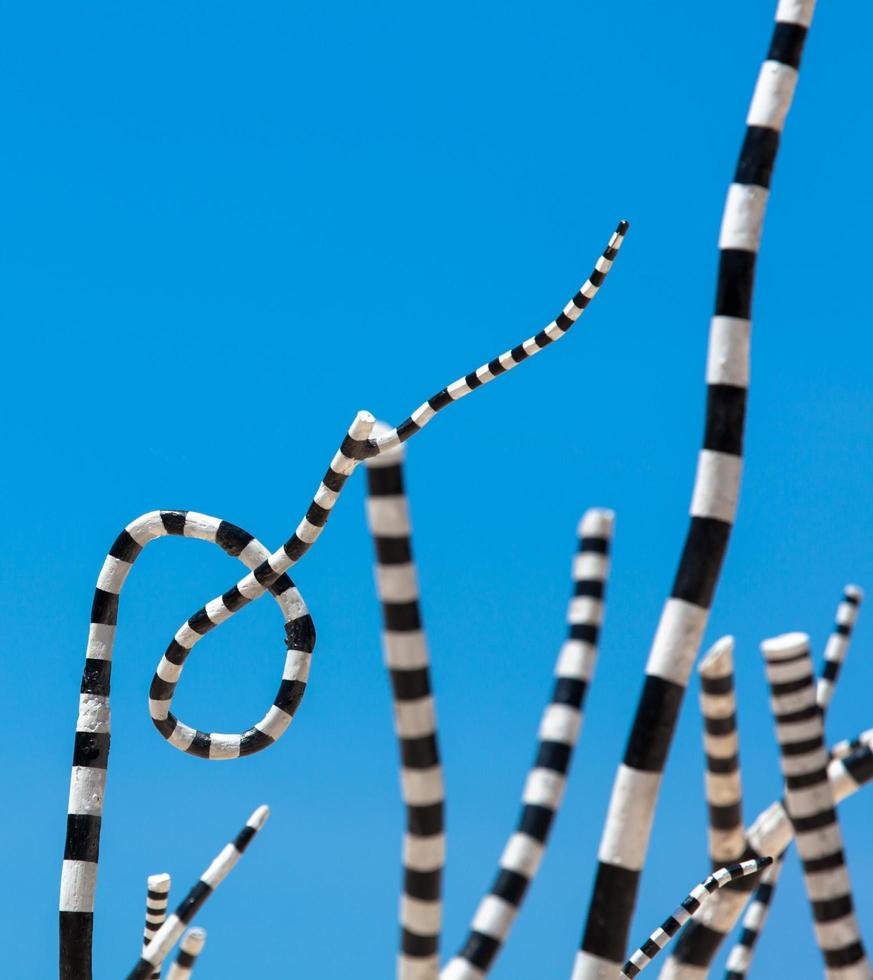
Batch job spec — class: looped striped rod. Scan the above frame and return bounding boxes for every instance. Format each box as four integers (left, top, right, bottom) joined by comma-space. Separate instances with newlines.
61, 220, 629, 980
620, 858, 772, 978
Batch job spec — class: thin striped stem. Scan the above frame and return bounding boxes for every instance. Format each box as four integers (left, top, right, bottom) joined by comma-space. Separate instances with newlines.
442, 509, 614, 980
817, 586, 863, 713
573, 3, 815, 974
142, 874, 171, 980
126, 806, 268, 980
723, 853, 785, 979
165, 929, 206, 980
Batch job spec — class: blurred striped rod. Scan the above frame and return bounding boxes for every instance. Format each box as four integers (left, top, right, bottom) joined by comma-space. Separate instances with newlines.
573, 3, 816, 976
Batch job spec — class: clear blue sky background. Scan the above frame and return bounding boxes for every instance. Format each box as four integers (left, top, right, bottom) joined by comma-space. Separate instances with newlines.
4, 2, 872, 976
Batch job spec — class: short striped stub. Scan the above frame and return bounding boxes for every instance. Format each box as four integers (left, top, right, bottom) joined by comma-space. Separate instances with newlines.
620, 859, 772, 978
166, 928, 207, 980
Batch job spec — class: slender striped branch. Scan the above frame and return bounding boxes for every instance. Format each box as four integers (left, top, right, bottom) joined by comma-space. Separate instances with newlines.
142, 874, 171, 980
621, 859, 772, 979
818, 586, 863, 713
572, 5, 815, 976
364, 433, 445, 980
442, 509, 615, 980
723, 853, 784, 979
61, 221, 628, 980
663, 738, 873, 978
165, 928, 206, 980
664, 583, 866, 976
126, 806, 268, 980
699, 638, 746, 867
760, 633, 868, 977
720, 585, 863, 978
832, 728, 873, 761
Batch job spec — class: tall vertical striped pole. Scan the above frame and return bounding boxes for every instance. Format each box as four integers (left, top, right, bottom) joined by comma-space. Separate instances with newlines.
364, 432, 445, 980
761, 633, 868, 978
442, 509, 614, 980
142, 874, 171, 980
165, 928, 206, 980
573, 4, 816, 976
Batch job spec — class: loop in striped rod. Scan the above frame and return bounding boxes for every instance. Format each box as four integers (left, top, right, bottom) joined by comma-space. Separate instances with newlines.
126, 806, 268, 980
142, 874, 171, 980
166, 928, 206, 980
60, 221, 628, 980
761, 632, 869, 977
620, 859, 772, 978
442, 509, 614, 980
574, 3, 815, 975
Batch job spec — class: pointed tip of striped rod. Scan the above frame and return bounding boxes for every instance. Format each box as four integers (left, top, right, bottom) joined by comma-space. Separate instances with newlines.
578, 508, 615, 538
348, 410, 376, 441
760, 631, 809, 661
758, 855, 774, 871
247, 804, 270, 830
698, 635, 735, 677
181, 927, 207, 953
846, 583, 864, 602
147, 872, 171, 890
617, 219, 630, 234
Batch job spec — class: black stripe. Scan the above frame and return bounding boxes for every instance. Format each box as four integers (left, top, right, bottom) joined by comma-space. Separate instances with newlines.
671, 920, 728, 967
487, 357, 507, 376
400, 734, 439, 769
776, 703, 820, 724
428, 388, 453, 411
321, 466, 348, 494
80, 658, 111, 697
305, 501, 330, 528
734, 126, 780, 189
785, 768, 828, 789
465, 371, 483, 389
285, 614, 316, 653
91, 589, 119, 626
163, 640, 189, 666
756, 882, 775, 904
384, 601, 421, 632
708, 802, 742, 831
554, 312, 574, 332
59, 912, 93, 980
535, 740, 572, 775
187, 731, 211, 759
533, 330, 551, 349
581, 862, 640, 962
492, 868, 528, 906
706, 753, 739, 775
705, 713, 736, 737
835, 623, 850, 637
367, 465, 403, 496
780, 736, 822, 756
844, 747, 873, 786
375, 536, 412, 564
153, 714, 177, 739
822, 660, 840, 681
253, 561, 279, 588
283, 535, 308, 562
221, 586, 249, 613
575, 579, 604, 599
160, 511, 187, 535
770, 676, 814, 697
803, 850, 845, 874
407, 803, 443, 836
714, 249, 757, 320
510, 344, 530, 363
701, 674, 733, 696
340, 433, 374, 460
812, 894, 854, 923
64, 813, 101, 862
73, 730, 110, 769
768, 21, 807, 69
270, 573, 295, 596
149, 676, 175, 701
824, 943, 866, 968
176, 950, 196, 969
703, 385, 746, 456
187, 607, 214, 636
274, 679, 306, 715
641, 937, 662, 959
401, 928, 438, 957
552, 676, 586, 707
458, 931, 500, 971
215, 521, 254, 557
233, 825, 257, 852
518, 804, 553, 843
390, 668, 431, 701
177, 880, 212, 923
791, 807, 837, 833
405, 867, 441, 902
396, 418, 420, 443
580, 535, 609, 554
624, 675, 685, 771
240, 728, 274, 756
671, 516, 731, 609
570, 623, 598, 644
109, 529, 141, 563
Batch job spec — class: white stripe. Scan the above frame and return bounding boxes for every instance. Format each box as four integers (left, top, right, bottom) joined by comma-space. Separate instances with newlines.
394, 697, 436, 739
776, 0, 815, 29
60, 860, 97, 912
700, 691, 736, 719
704, 730, 739, 758
157, 656, 182, 683
126, 511, 165, 546
471, 894, 516, 941
522, 768, 565, 809
499, 833, 543, 878
403, 833, 446, 871
401, 895, 441, 934
568, 596, 603, 626
538, 703, 581, 744
68, 766, 107, 816
645, 597, 708, 685
294, 518, 320, 545
814, 914, 863, 951
775, 715, 822, 744
598, 765, 660, 871
384, 631, 430, 670
706, 316, 750, 387
766, 655, 812, 683
282, 647, 311, 683
168, 722, 196, 752
205, 596, 233, 625
238, 571, 265, 600
174, 623, 200, 649
376, 563, 419, 603
573, 552, 609, 581
96, 555, 132, 594
366, 496, 412, 536
705, 771, 742, 806
795, 823, 844, 861
411, 403, 436, 427
761, 632, 808, 660
182, 512, 220, 541
805, 865, 851, 902
256, 705, 293, 741
571, 949, 622, 980
746, 60, 799, 132
780, 745, 828, 776
441, 958, 484, 980
401, 767, 444, 806
208, 733, 241, 760
719, 183, 769, 252
86, 623, 116, 661
239, 539, 267, 568
77, 693, 110, 733
555, 639, 596, 681
200, 843, 239, 888
690, 449, 742, 524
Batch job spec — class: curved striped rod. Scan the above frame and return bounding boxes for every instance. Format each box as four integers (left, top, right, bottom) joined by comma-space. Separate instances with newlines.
663, 583, 865, 976
442, 509, 615, 980
621, 859, 773, 979
760, 633, 868, 978
142, 874, 171, 980
165, 928, 206, 980
660, 736, 873, 979
723, 854, 784, 980
126, 806, 268, 980
364, 431, 446, 980
60, 222, 628, 979
719, 586, 863, 980
573, 4, 816, 977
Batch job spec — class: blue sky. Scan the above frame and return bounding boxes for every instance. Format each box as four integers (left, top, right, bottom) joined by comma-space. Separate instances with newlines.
4, 1, 873, 976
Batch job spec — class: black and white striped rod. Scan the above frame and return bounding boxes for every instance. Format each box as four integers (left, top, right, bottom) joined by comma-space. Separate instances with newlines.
664, 584, 865, 976
574, 5, 814, 976
832, 728, 873, 762
61, 223, 628, 979
442, 510, 614, 980
165, 928, 206, 980
126, 806, 268, 980
620, 859, 773, 979
699, 638, 746, 868
761, 632, 868, 978
364, 433, 445, 980
664, 737, 873, 978
142, 874, 171, 980
723, 852, 785, 980
818, 586, 863, 713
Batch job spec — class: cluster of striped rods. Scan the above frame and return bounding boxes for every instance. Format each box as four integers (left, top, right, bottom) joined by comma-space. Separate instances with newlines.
60, 0, 872, 977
